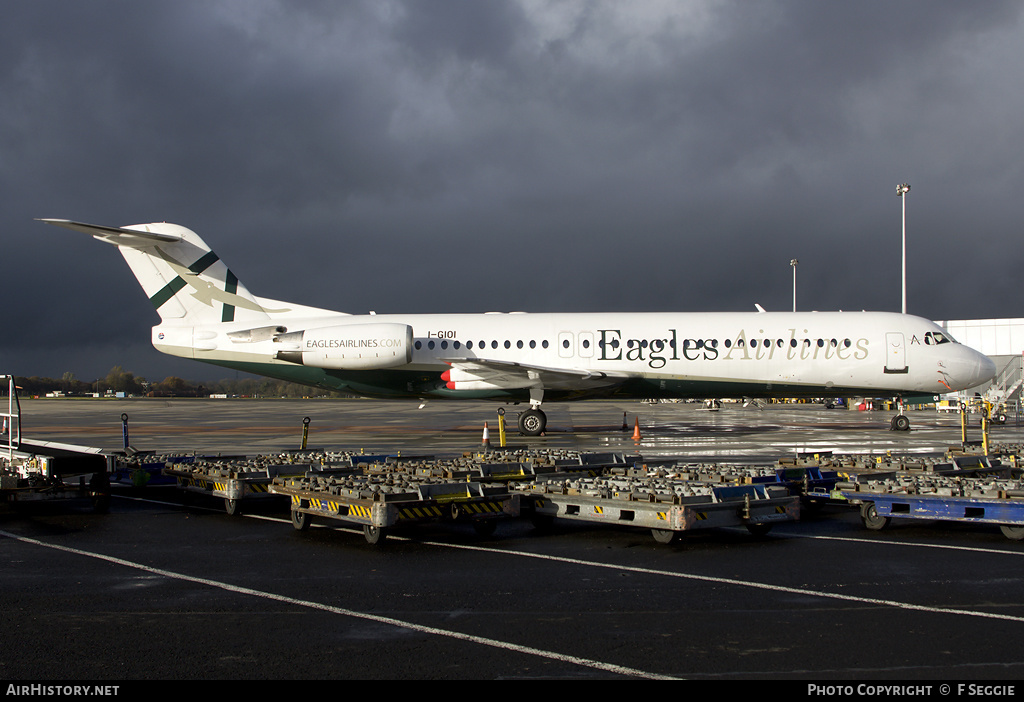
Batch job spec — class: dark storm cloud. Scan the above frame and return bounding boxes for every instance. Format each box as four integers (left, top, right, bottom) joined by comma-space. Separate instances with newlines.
2, 0, 1023, 381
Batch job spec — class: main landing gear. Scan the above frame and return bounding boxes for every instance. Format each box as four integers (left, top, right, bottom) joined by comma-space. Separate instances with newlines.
518, 407, 547, 436
517, 388, 547, 436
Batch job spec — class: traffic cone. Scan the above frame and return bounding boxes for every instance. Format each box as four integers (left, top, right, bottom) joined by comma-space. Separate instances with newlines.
632, 417, 642, 441
621, 412, 629, 431
481, 421, 492, 450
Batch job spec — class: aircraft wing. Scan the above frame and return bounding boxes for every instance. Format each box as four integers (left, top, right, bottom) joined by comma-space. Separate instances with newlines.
441, 358, 632, 392
38, 219, 182, 246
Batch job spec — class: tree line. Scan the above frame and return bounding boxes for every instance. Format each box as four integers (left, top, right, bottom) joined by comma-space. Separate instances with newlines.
12, 367, 352, 399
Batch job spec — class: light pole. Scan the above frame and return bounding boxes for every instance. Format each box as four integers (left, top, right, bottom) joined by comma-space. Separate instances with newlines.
897, 183, 910, 314
790, 259, 798, 312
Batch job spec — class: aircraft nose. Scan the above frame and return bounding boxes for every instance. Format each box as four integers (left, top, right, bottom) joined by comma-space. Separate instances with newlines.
960, 346, 996, 389
976, 351, 997, 387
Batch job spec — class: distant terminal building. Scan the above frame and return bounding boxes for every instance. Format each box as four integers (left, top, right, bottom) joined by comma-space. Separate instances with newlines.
937, 318, 1024, 398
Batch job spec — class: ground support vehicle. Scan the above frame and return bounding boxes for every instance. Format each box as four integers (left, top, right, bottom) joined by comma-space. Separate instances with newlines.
810, 473, 1024, 540
511, 473, 799, 544
271, 471, 521, 544
163, 451, 366, 515
1, 445, 112, 513
116, 453, 227, 487
609, 459, 842, 510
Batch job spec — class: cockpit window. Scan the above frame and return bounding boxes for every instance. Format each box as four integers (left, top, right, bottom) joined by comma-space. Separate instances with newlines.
925, 331, 954, 345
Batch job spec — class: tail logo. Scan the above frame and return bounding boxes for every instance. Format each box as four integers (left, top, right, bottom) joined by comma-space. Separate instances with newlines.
150, 247, 290, 319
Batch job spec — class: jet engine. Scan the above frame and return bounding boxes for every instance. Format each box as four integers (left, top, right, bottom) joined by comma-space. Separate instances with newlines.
275, 323, 413, 370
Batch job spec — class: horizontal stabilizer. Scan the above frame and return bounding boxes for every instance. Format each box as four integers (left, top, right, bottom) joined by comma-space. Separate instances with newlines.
38, 219, 181, 246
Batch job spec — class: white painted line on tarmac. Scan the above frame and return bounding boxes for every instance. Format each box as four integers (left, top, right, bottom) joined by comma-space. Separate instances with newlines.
0, 529, 679, 681
410, 537, 1024, 624
784, 531, 1024, 556
119, 494, 1024, 624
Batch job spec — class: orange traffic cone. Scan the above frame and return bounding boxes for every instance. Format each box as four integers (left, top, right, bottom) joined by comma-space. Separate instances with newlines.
481, 421, 492, 450
632, 417, 642, 441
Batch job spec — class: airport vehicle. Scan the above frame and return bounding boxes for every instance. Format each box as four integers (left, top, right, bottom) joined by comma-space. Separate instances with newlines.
40, 219, 996, 435
815, 474, 1024, 541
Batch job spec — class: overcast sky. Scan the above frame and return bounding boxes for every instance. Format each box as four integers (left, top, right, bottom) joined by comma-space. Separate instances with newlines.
3, 0, 1023, 383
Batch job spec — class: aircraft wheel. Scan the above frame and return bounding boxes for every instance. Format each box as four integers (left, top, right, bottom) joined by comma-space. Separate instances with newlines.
891, 415, 911, 432
518, 408, 547, 436
860, 502, 890, 531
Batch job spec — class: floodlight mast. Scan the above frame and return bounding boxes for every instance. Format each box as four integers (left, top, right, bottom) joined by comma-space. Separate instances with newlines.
897, 183, 911, 314
790, 259, 798, 312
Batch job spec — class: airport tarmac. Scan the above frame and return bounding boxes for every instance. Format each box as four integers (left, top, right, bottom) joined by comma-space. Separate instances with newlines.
4, 398, 1024, 682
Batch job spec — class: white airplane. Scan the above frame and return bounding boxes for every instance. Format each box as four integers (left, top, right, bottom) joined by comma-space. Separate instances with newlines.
41, 219, 995, 435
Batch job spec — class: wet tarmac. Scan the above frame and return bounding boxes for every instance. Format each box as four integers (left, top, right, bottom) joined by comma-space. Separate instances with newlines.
4, 398, 1024, 683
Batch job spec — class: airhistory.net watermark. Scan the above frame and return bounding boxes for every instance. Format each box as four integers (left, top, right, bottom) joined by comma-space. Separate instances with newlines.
5, 685, 119, 697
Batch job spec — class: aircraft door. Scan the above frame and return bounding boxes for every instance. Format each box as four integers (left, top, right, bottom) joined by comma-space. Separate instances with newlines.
558, 332, 574, 359
884, 332, 908, 374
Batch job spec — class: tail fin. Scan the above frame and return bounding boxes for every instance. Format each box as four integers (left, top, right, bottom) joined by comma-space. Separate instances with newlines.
40, 219, 289, 325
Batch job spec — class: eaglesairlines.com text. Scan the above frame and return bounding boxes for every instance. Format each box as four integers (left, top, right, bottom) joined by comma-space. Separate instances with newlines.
808, 683, 1015, 696
6, 685, 119, 696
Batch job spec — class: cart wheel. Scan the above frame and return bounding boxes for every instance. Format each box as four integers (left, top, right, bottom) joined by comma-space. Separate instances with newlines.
92, 493, 111, 514
363, 525, 387, 545
746, 522, 772, 537
473, 520, 498, 537
90, 473, 111, 514
224, 498, 241, 517
999, 525, 1024, 541
891, 415, 910, 432
530, 513, 555, 532
651, 529, 678, 544
291, 509, 310, 531
860, 503, 890, 531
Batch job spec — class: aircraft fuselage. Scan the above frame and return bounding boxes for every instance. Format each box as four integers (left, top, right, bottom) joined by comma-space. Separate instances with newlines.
153, 310, 991, 402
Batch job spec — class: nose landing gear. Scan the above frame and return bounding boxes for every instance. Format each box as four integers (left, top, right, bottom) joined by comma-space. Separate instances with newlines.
890, 397, 911, 432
